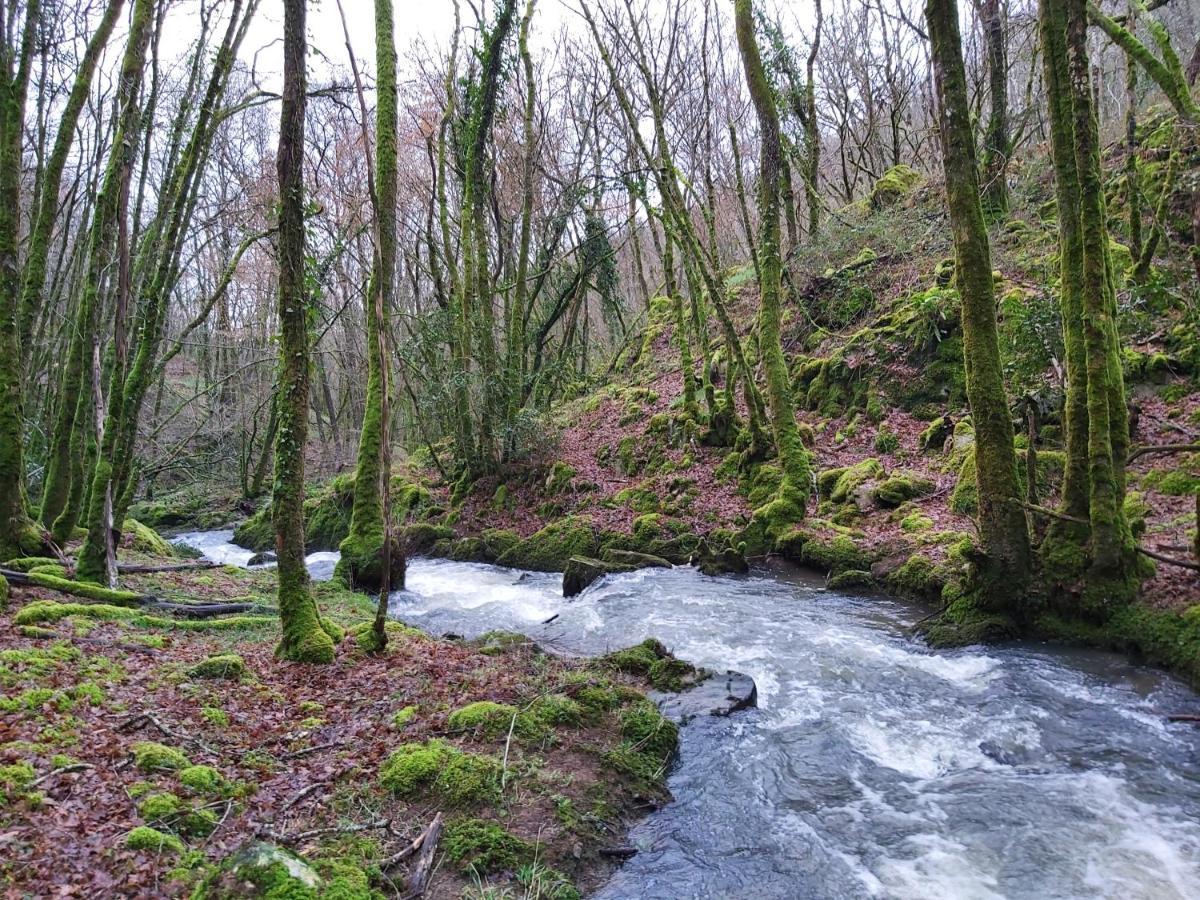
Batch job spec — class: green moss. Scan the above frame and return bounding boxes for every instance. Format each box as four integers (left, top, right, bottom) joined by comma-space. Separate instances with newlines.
873, 426, 900, 453
952, 447, 1066, 514
12, 600, 274, 632
495, 516, 597, 572
7, 571, 145, 605
379, 739, 501, 806
179, 765, 225, 796
447, 701, 523, 740
529, 694, 583, 727
869, 164, 922, 208
800, 532, 875, 574
126, 826, 185, 854
185, 654, 248, 681
200, 707, 229, 728
827, 570, 875, 590
1140, 465, 1200, 496
901, 512, 934, 532
122, 518, 176, 557
545, 461, 577, 495
829, 458, 884, 504
872, 472, 936, 508
885, 553, 944, 602
443, 818, 534, 875
132, 741, 190, 772
618, 699, 678, 760
138, 791, 183, 822
391, 705, 417, 727
604, 638, 665, 676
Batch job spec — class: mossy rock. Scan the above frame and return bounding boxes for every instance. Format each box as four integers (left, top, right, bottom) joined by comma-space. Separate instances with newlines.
563, 556, 633, 597
869, 164, 922, 208
122, 519, 176, 557
201, 841, 324, 897
872, 472, 936, 508
604, 638, 701, 692
618, 698, 679, 759
601, 548, 672, 569
474, 630, 537, 656
822, 458, 884, 506
496, 516, 598, 572
480, 528, 520, 560
178, 765, 226, 796
800, 532, 877, 575
827, 569, 875, 591
185, 653, 248, 681
918, 416, 955, 453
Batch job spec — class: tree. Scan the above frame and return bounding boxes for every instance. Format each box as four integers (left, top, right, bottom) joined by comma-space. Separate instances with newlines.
336, 0, 404, 597
1039, 0, 1150, 612
0, 0, 40, 560
735, 0, 813, 532
273, 0, 336, 663
976, 0, 1010, 217
923, 0, 1031, 641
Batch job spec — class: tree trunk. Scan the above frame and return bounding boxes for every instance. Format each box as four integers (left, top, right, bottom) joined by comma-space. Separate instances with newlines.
273, 0, 335, 664
926, 0, 1031, 628
735, 0, 813, 532
978, 0, 1010, 217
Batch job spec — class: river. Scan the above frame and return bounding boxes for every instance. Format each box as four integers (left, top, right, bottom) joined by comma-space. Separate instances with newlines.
175, 530, 1200, 899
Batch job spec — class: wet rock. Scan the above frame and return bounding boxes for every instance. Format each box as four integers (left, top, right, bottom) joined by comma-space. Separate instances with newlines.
562, 556, 633, 597
247, 551, 276, 566
690, 540, 749, 576
653, 670, 757, 725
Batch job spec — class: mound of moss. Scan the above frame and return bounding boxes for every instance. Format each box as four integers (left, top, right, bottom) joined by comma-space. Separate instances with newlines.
379, 739, 501, 806
185, 654, 248, 681
604, 638, 701, 692
495, 516, 598, 572
132, 742, 190, 773
443, 818, 534, 875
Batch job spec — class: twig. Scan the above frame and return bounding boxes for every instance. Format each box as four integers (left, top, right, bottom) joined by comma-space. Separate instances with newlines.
29, 763, 94, 788
281, 780, 333, 813
281, 741, 344, 760
500, 713, 517, 790
22, 629, 159, 655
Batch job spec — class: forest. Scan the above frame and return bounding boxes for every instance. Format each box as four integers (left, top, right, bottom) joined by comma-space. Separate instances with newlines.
1, 0, 1199, 896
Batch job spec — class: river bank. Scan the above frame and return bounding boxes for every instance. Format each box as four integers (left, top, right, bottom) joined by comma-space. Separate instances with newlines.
0, 536, 708, 898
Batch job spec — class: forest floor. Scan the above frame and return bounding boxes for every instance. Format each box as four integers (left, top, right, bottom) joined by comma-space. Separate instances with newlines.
0, 543, 684, 899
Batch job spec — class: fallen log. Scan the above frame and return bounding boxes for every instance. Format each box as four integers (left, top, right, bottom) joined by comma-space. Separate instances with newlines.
0, 567, 269, 617
1167, 714, 1200, 723
117, 560, 217, 574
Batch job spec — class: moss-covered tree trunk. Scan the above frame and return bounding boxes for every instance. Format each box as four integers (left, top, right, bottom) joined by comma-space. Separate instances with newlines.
0, 0, 40, 560
979, 0, 1010, 218
925, 0, 1031, 632
735, 0, 812, 527
338, 0, 404, 595
1040, 0, 1149, 613
273, 0, 335, 664
18, 0, 125, 356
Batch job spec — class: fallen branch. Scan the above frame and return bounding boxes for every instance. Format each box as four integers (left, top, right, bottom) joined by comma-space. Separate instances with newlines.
21, 629, 160, 655
29, 763, 94, 788
1167, 714, 1200, 723
281, 779, 334, 813
260, 818, 391, 846
405, 812, 443, 896
116, 712, 217, 755
1018, 501, 1088, 525
599, 845, 638, 859
1137, 545, 1200, 572
281, 741, 343, 760
381, 814, 443, 870
1127, 443, 1200, 464
0, 567, 265, 618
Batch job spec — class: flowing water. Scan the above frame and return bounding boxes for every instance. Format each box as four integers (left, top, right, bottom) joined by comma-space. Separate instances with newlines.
175, 531, 1200, 899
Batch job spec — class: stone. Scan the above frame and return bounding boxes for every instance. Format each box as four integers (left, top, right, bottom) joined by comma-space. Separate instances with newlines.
562, 556, 633, 598
653, 671, 758, 725
247, 551, 276, 566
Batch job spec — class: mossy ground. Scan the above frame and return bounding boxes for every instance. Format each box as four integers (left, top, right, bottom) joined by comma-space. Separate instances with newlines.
0, 540, 679, 897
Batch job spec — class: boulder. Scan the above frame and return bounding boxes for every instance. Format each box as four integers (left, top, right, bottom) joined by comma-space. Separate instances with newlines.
247, 551, 276, 566
206, 842, 321, 896
562, 556, 632, 597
